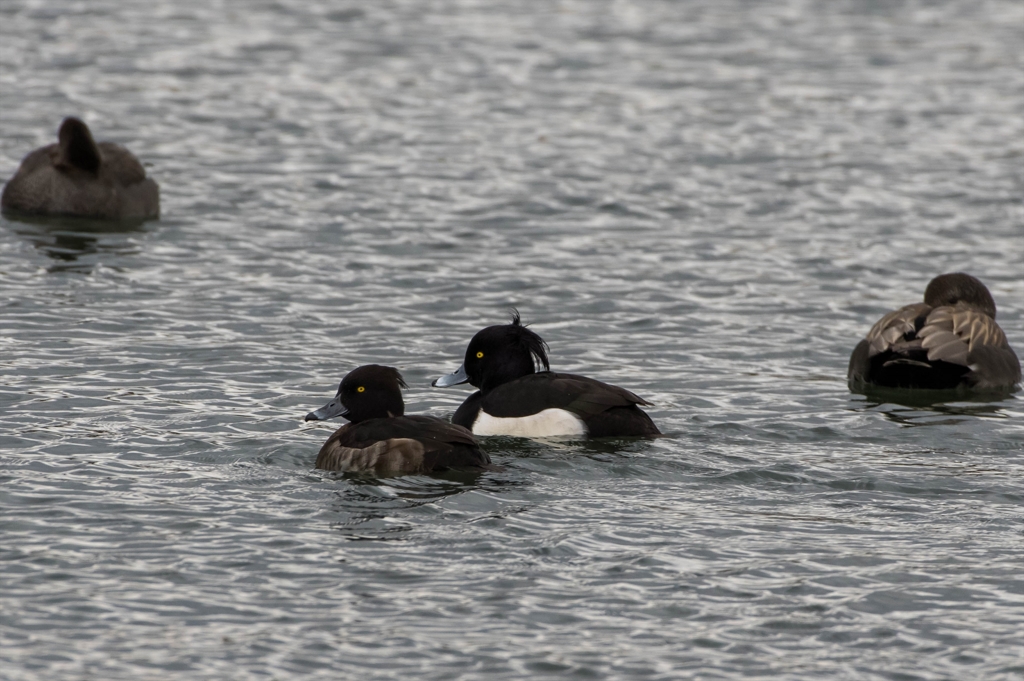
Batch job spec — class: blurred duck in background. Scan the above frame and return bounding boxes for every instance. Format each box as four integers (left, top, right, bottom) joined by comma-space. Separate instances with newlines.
2, 117, 159, 220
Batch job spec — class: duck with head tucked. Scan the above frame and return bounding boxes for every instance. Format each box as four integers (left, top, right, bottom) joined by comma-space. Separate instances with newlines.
432, 312, 661, 438
848, 273, 1021, 393
305, 365, 490, 475
2, 117, 159, 220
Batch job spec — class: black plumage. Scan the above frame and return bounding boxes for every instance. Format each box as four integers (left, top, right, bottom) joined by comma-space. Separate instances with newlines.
435, 312, 660, 437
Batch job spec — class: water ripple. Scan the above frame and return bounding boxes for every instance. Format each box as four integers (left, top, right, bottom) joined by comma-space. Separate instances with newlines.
2, 0, 1023, 679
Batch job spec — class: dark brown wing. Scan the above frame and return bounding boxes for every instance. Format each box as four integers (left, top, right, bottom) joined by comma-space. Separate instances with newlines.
393, 415, 479, 447
390, 416, 490, 469
97, 142, 148, 186
850, 301, 1021, 390
1, 145, 59, 212
919, 305, 1020, 389
13, 145, 60, 176
863, 302, 932, 358
919, 306, 1009, 362
314, 416, 487, 474
315, 434, 427, 474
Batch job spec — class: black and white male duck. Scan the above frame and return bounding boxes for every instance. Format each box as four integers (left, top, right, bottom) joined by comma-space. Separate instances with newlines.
2, 117, 159, 220
305, 365, 491, 475
432, 312, 661, 438
848, 273, 1020, 392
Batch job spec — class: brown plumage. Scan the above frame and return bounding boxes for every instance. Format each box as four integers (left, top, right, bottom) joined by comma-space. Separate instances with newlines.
306, 365, 490, 476
314, 415, 485, 475
849, 273, 1020, 392
2, 117, 159, 220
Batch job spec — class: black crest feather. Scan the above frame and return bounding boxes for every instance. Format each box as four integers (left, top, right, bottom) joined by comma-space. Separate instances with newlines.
508, 308, 550, 371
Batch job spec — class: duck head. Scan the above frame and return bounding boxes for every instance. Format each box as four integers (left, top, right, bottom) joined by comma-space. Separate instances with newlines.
305, 365, 407, 423
433, 310, 550, 393
924, 273, 997, 318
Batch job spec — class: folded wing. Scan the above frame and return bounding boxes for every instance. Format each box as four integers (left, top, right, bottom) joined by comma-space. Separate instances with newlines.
315, 416, 488, 474
483, 372, 650, 420
852, 301, 1020, 390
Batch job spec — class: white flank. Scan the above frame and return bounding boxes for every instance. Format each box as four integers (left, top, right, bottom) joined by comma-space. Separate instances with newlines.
472, 408, 587, 437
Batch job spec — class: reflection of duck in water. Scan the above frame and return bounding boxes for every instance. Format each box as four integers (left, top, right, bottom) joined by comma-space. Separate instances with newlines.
849, 273, 1021, 393
8, 214, 149, 272
2, 117, 159, 220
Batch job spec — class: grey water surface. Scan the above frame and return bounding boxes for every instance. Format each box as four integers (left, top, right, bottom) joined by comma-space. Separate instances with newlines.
1, 1, 1023, 679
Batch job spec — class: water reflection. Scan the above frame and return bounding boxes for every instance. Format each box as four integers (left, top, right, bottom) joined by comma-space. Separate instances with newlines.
2, 213, 149, 272
324, 471, 513, 541
336, 470, 494, 496
851, 388, 1018, 427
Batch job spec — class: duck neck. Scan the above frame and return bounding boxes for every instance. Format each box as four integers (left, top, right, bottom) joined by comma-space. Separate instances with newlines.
348, 392, 405, 423
480, 356, 536, 394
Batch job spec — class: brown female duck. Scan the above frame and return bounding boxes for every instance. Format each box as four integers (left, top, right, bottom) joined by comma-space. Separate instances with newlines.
2, 117, 159, 220
305, 365, 490, 475
848, 273, 1020, 392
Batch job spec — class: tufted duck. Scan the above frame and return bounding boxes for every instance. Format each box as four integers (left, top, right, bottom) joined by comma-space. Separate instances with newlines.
432, 312, 661, 438
306, 365, 490, 475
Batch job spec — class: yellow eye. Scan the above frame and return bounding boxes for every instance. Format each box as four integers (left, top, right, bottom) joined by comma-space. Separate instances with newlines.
357, 386, 365, 393
476, 351, 484, 359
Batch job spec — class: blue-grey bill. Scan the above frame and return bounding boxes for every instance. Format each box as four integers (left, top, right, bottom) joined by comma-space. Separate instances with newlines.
432, 364, 469, 387
305, 397, 349, 422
